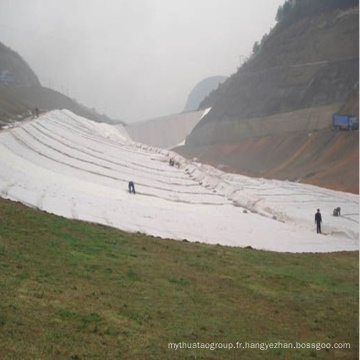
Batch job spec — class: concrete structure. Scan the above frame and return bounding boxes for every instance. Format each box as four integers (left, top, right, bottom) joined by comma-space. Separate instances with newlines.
122, 109, 210, 149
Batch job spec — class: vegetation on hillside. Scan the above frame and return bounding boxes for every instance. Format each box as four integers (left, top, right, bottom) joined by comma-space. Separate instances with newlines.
276, 0, 359, 25
0, 41, 125, 126
0, 42, 40, 87
0, 197, 358, 359
199, 0, 358, 117
252, 0, 359, 65
202, 0, 359, 114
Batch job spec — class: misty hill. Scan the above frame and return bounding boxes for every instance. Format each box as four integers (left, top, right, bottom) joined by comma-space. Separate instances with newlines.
0, 42, 123, 126
183, 76, 227, 112
176, 1, 359, 193
0, 42, 40, 87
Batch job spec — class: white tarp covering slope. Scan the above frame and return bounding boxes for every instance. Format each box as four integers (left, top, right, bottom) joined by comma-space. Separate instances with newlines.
0, 110, 358, 253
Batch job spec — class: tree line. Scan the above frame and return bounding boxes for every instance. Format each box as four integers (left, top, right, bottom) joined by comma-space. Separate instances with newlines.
276, 0, 358, 24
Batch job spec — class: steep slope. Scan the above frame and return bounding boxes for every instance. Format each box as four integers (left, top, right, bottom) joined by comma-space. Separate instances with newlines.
0, 42, 40, 86
0, 84, 120, 125
183, 76, 227, 112
0, 41, 122, 126
178, 3, 359, 194
0, 110, 358, 252
177, 129, 359, 193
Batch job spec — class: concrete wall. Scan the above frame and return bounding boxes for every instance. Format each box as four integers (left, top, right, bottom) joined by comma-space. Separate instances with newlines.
186, 104, 340, 147
122, 109, 209, 149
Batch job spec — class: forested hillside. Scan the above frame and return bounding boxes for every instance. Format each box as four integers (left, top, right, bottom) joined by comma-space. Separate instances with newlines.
0, 42, 122, 126
0, 42, 40, 87
176, 0, 359, 193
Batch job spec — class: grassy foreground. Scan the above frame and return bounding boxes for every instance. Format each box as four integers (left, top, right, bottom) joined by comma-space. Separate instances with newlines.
0, 197, 358, 359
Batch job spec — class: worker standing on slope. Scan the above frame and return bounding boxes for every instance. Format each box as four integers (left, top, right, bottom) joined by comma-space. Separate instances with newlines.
128, 181, 136, 194
315, 209, 322, 234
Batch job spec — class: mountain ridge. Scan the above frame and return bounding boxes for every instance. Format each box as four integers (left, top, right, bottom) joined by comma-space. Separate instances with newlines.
0, 42, 123, 126
183, 76, 227, 112
176, 2, 359, 193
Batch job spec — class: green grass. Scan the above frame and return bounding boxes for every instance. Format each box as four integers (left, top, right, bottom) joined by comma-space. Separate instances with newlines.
0, 197, 358, 359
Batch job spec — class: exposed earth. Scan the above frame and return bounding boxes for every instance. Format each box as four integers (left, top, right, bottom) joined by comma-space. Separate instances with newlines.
177, 6, 359, 195
175, 128, 359, 194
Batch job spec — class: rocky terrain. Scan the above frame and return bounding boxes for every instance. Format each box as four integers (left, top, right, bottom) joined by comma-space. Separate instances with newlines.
176, 3, 359, 194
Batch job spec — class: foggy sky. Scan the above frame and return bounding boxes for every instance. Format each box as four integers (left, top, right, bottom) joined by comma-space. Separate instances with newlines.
0, 0, 284, 123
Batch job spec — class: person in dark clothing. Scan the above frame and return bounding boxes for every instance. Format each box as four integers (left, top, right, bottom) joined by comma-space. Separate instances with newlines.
128, 181, 136, 194
315, 209, 322, 234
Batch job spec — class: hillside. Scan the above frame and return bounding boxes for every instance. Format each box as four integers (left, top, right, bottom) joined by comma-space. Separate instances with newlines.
0, 42, 122, 126
0, 197, 358, 359
0, 42, 40, 87
0, 83, 120, 126
1, 109, 358, 252
0, 109, 358, 358
183, 76, 227, 112
177, 2, 359, 194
